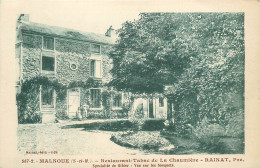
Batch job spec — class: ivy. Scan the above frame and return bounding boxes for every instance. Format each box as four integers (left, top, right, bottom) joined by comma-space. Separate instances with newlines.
17, 76, 103, 123
102, 90, 112, 118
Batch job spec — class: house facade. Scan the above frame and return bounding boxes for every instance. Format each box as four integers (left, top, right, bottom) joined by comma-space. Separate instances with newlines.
16, 14, 168, 123
131, 97, 168, 119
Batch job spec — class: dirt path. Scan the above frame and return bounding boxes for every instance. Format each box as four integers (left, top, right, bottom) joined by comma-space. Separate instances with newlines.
17, 123, 143, 155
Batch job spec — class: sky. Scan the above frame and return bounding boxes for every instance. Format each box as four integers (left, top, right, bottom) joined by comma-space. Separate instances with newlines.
10, 0, 249, 35
15, 1, 142, 35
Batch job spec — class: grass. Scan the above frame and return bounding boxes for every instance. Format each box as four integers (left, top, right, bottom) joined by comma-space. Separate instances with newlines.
62, 119, 165, 131
160, 132, 201, 154
215, 136, 244, 154
164, 135, 244, 154
110, 128, 244, 154
62, 120, 133, 131
62, 119, 244, 154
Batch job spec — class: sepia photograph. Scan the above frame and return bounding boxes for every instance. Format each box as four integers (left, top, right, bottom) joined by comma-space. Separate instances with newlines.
0, 0, 260, 168
15, 12, 244, 155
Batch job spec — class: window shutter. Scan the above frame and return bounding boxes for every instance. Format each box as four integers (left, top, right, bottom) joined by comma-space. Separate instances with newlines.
90, 60, 95, 77
95, 60, 101, 78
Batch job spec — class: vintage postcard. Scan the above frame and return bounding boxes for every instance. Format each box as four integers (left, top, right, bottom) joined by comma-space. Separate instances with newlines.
0, 0, 260, 168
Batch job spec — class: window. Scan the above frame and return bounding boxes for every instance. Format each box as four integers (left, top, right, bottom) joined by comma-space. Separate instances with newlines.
43, 37, 54, 50
112, 93, 122, 108
91, 44, 101, 54
42, 56, 55, 72
41, 85, 54, 108
90, 59, 101, 78
70, 63, 77, 70
90, 89, 101, 108
159, 97, 164, 107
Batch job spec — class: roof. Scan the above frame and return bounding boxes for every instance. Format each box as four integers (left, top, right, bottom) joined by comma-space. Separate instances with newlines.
19, 21, 115, 45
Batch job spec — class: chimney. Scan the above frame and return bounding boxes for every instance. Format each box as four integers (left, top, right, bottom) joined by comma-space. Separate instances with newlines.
105, 26, 116, 38
18, 14, 29, 22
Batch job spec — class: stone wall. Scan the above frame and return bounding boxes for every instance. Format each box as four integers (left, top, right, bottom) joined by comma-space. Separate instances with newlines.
15, 43, 21, 84
21, 33, 113, 84
55, 39, 91, 85
22, 34, 42, 81
101, 55, 113, 83
20, 32, 127, 120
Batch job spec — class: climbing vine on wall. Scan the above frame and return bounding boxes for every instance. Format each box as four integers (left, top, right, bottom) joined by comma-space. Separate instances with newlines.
16, 76, 103, 124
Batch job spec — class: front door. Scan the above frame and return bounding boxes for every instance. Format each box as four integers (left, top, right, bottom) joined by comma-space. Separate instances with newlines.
68, 88, 80, 118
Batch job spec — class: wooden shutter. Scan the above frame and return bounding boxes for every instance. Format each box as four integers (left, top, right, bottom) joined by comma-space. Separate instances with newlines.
95, 60, 101, 78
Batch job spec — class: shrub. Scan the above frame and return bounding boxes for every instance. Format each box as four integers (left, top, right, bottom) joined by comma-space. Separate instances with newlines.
129, 102, 145, 131
161, 135, 200, 154
99, 120, 133, 131
142, 119, 165, 131
111, 131, 171, 151
56, 111, 69, 120
192, 117, 226, 153
225, 111, 244, 138
17, 76, 65, 124
17, 86, 42, 124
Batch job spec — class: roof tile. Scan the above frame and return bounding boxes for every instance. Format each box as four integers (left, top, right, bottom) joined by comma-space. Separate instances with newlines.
20, 21, 115, 45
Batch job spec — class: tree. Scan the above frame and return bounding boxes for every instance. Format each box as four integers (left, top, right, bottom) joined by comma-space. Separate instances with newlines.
109, 13, 244, 133
109, 13, 192, 93
164, 13, 244, 131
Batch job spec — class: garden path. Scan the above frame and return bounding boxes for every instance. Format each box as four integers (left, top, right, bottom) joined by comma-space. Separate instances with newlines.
17, 122, 143, 155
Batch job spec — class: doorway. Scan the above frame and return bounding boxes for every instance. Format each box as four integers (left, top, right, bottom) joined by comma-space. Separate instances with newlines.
67, 88, 80, 118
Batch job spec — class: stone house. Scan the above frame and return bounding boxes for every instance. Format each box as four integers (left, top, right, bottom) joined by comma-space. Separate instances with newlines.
15, 14, 168, 123
131, 97, 168, 119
